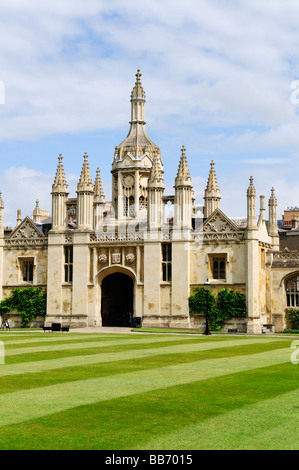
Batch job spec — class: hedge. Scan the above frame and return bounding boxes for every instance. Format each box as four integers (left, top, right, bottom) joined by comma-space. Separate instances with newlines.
189, 287, 247, 331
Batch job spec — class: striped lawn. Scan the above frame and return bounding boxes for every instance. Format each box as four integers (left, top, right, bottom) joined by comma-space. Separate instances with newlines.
0, 331, 297, 450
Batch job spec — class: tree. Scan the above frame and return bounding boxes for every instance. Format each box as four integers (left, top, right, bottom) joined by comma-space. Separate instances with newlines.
189, 287, 246, 331
0, 287, 47, 327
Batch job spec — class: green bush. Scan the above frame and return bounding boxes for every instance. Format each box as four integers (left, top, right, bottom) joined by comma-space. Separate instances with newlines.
285, 308, 299, 330
189, 287, 215, 316
0, 287, 47, 327
189, 287, 247, 331
283, 328, 299, 334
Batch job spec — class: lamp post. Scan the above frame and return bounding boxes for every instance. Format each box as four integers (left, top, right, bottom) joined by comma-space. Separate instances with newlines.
203, 279, 211, 335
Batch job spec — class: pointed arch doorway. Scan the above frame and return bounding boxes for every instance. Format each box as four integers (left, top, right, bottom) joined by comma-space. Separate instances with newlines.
101, 272, 134, 327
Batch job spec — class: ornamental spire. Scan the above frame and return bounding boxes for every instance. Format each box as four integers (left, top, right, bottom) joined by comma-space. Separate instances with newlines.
94, 167, 105, 204
52, 154, 68, 193
175, 146, 192, 187
51, 154, 69, 230
206, 160, 219, 192
77, 153, 94, 192
247, 176, 257, 228
129, 68, 146, 129
268, 187, 278, 239
32, 199, 42, 224
113, 69, 160, 164
0, 191, 3, 237
204, 160, 220, 218
148, 152, 164, 188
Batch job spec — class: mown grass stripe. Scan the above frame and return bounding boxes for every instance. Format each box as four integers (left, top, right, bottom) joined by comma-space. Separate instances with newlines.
1, 334, 132, 346
4, 336, 202, 356
0, 361, 297, 450
141, 384, 299, 450
0, 346, 291, 427
2, 332, 235, 350
3, 334, 285, 357
0, 332, 282, 345
0, 337, 288, 377
5, 332, 239, 353
0, 340, 288, 395
6, 338, 219, 365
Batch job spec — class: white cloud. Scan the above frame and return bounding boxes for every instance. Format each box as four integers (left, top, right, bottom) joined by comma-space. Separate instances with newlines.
0, 0, 299, 221
0, 167, 52, 227
1, 0, 299, 141
0, 163, 112, 228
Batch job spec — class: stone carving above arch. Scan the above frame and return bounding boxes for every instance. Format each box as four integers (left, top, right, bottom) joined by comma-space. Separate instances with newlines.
96, 246, 138, 275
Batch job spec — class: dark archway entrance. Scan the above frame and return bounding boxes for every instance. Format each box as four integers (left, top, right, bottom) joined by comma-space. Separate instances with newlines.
101, 272, 134, 327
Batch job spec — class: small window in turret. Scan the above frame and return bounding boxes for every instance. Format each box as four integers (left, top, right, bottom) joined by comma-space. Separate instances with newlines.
64, 246, 73, 283
162, 243, 172, 282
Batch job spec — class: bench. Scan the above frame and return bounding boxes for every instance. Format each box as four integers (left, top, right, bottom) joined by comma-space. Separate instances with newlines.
228, 328, 238, 333
44, 324, 69, 332
51, 323, 61, 332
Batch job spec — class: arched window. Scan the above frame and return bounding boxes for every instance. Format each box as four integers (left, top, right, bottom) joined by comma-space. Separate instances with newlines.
139, 195, 147, 210
129, 196, 135, 217
286, 275, 299, 307
123, 196, 135, 217
123, 196, 128, 217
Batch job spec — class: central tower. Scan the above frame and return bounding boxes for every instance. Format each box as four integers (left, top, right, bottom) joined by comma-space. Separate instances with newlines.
111, 70, 162, 220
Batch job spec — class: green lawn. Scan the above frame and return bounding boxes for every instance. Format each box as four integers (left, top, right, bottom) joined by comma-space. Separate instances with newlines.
0, 331, 298, 450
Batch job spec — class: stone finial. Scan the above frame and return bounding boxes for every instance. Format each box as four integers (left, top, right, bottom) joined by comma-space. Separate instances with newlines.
33, 199, 40, 214
247, 176, 256, 196
0, 191, 4, 209
175, 146, 192, 187
131, 68, 146, 100
52, 154, 68, 193
269, 187, 277, 206
94, 167, 105, 204
16, 209, 22, 226
77, 153, 94, 192
136, 69, 142, 82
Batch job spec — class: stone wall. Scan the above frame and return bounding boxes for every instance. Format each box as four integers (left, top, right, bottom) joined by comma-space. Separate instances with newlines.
190, 315, 247, 333
0, 313, 45, 328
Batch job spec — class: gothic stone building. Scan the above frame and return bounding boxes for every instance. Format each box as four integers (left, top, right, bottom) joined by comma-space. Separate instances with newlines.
0, 70, 298, 334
